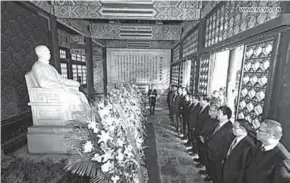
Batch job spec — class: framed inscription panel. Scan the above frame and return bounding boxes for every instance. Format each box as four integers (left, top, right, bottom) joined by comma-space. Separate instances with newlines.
107, 48, 171, 91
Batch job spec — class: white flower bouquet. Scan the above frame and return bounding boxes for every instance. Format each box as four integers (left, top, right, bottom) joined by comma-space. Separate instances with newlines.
63, 83, 148, 183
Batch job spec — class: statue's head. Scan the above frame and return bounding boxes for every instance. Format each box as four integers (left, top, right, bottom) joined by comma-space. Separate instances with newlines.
35, 45, 51, 64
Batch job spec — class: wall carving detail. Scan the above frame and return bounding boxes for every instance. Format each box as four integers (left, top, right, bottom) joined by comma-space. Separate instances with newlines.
90, 23, 181, 40
57, 18, 90, 37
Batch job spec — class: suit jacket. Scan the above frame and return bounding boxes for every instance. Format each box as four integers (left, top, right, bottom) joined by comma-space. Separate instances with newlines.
173, 94, 182, 113
195, 105, 210, 136
222, 135, 256, 183
182, 101, 191, 123
188, 103, 202, 129
208, 121, 234, 163
167, 90, 173, 105
201, 118, 219, 143
245, 142, 290, 183
178, 95, 187, 115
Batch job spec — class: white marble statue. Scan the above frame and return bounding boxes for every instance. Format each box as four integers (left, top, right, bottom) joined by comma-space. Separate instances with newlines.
31, 45, 89, 111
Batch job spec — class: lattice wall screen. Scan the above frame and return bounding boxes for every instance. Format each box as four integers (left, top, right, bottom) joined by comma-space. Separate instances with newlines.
183, 29, 198, 57
205, 1, 280, 48
190, 58, 197, 93
173, 44, 180, 63
179, 62, 184, 86
198, 55, 210, 95
237, 39, 274, 128
171, 65, 179, 86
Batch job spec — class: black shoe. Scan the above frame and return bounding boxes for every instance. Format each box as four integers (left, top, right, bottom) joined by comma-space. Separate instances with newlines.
203, 176, 212, 181
199, 170, 207, 175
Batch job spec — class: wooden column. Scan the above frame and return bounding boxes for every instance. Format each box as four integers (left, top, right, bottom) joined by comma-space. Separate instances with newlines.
266, 29, 290, 149
102, 47, 108, 96
49, 15, 61, 73
85, 37, 94, 100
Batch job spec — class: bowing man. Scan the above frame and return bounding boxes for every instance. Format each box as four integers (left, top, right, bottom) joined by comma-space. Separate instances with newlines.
245, 119, 290, 183
222, 119, 256, 183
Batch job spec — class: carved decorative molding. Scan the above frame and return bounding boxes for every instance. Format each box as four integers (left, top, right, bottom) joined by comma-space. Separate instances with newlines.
52, 0, 201, 20
29, 1, 52, 14
90, 23, 181, 40
106, 40, 172, 49
201, 1, 220, 18
57, 18, 90, 37
153, 0, 201, 20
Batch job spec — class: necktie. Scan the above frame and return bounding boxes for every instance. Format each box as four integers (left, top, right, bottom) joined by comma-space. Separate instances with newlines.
227, 138, 238, 156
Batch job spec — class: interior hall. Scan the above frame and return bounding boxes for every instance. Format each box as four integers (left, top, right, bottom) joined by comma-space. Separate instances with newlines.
1, 1, 290, 183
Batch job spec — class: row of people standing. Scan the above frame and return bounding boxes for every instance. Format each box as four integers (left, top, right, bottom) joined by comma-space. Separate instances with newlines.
166, 85, 290, 183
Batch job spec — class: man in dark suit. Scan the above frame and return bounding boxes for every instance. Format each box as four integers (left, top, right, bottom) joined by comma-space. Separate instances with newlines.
182, 94, 191, 144
245, 119, 290, 183
222, 119, 256, 183
208, 106, 235, 183
178, 87, 187, 138
194, 95, 211, 167
173, 87, 183, 132
199, 104, 220, 180
166, 85, 175, 118
187, 94, 201, 155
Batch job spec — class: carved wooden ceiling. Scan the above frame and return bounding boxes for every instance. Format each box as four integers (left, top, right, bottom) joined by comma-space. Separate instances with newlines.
30, 1, 219, 42
52, 0, 202, 21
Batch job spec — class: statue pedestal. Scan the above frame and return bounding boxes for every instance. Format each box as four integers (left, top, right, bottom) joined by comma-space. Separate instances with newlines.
27, 125, 75, 154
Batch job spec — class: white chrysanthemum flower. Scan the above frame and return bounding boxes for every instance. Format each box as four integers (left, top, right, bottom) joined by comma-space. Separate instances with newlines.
91, 153, 102, 162
111, 175, 120, 183
101, 161, 114, 173
98, 130, 112, 144
82, 141, 94, 153
88, 122, 99, 133
116, 138, 125, 147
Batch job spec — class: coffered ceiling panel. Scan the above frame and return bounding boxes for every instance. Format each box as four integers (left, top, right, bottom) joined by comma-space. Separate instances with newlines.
52, 0, 201, 20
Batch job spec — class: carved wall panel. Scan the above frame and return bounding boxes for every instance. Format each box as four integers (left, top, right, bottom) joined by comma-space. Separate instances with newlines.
106, 40, 172, 49
198, 55, 210, 95
237, 39, 274, 128
1, 2, 50, 121
90, 23, 181, 40
205, 1, 281, 47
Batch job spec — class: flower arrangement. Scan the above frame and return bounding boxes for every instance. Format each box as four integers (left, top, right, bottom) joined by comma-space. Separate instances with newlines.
63, 83, 148, 183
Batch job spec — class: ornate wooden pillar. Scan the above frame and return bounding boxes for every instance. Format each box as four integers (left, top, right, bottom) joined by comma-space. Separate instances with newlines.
49, 15, 61, 73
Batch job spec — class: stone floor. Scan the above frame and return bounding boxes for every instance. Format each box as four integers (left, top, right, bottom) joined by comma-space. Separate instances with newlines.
151, 108, 210, 183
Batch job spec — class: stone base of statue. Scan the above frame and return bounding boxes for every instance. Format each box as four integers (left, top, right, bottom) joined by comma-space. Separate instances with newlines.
27, 125, 75, 154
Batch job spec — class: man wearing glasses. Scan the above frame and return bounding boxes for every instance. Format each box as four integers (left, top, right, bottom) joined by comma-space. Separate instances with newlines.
245, 119, 290, 183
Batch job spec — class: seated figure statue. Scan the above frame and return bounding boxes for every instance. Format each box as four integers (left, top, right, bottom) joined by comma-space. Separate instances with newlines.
31, 45, 89, 112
